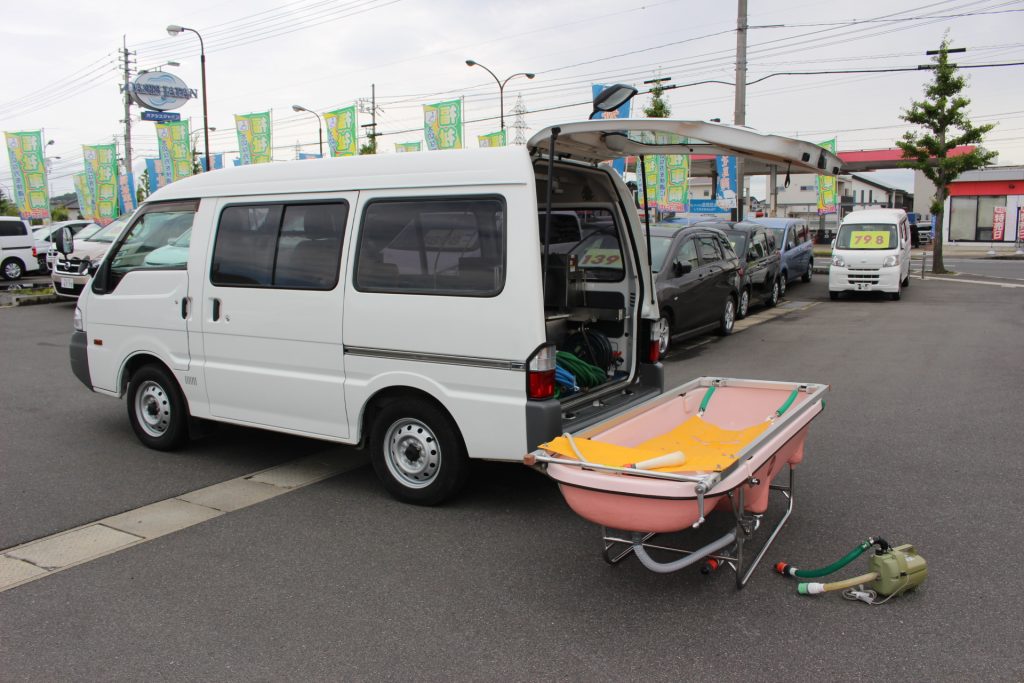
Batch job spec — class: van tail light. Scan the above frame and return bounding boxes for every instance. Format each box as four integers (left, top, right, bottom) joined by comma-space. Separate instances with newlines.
32, 246, 38, 257
646, 318, 666, 363
648, 340, 661, 364
526, 344, 556, 400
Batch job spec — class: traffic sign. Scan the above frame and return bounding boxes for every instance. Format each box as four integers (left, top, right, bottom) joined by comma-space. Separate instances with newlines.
141, 111, 181, 122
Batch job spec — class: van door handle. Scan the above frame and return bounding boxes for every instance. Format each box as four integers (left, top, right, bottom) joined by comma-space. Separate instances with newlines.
180, 297, 190, 319
211, 298, 221, 321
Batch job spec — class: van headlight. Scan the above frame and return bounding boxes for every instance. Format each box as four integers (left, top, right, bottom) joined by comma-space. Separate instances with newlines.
831, 254, 845, 267
882, 255, 899, 268
73, 306, 83, 332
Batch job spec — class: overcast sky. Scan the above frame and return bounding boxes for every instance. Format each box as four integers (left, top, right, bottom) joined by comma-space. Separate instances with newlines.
2, 0, 1022, 197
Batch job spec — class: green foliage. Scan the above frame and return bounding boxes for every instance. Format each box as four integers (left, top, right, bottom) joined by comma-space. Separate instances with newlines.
137, 169, 150, 203
51, 206, 69, 222
0, 189, 20, 216
897, 37, 997, 271
359, 137, 377, 155
643, 82, 671, 119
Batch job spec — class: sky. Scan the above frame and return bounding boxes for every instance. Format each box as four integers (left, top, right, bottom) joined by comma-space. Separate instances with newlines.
2, 0, 1022, 199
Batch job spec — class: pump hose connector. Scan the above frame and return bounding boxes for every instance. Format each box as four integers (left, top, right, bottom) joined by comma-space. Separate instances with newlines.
776, 537, 883, 579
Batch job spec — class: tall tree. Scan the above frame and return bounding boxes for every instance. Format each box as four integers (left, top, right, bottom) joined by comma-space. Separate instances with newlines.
136, 169, 151, 204
897, 38, 996, 273
643, 82, 671, 119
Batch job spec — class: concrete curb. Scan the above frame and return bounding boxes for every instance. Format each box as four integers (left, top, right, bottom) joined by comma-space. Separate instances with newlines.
0, 288, 63, 307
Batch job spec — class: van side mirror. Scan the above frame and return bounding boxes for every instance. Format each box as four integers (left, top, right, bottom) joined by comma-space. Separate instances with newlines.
55, 227, 74, 255
830, 239, 836, 249
672, 260, 691, 277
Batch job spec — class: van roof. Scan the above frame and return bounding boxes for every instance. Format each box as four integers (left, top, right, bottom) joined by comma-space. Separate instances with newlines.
147, 146, 536, 202
841, 208, 907, 224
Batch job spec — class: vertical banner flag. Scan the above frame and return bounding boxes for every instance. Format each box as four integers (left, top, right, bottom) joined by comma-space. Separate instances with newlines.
591, 85, 632, 176
715, 156, 737, 212
324, 106, 357, 157
423, 100, 462, 150
4, 131, 50, 219
395, 142, 421, 153
83, 144, 119, 225
992, 206, 1006, 241
73, 173, 94, 221
199, 152, 225, 171
155, 120, 193, 183
235, 111, 273, 164
817, 138, 838, 215
118, 171, 137, 215
662, 155, 690, 213
478, 130, 506, 148
145, 158, 168, 194
643, 157, 661, 210
297, 152, 322, 160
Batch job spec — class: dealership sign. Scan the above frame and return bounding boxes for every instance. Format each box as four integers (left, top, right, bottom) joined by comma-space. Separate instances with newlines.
122, 71, 197, 112
141, 111, 181, 122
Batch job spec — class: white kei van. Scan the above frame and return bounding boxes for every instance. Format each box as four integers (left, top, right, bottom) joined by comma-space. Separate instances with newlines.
66, 119, 841, 504
829, 209, 913, 301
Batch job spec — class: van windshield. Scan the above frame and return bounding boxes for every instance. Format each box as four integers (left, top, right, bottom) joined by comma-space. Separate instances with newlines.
836, 224, 897, 250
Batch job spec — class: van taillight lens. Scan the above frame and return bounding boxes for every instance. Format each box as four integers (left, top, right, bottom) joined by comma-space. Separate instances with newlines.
32, 246, 38, 257
648, 340, 661, 363
527, 344, 556, 400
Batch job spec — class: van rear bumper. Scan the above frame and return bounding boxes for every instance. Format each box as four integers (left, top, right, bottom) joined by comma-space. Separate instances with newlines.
69, 331, 92, 389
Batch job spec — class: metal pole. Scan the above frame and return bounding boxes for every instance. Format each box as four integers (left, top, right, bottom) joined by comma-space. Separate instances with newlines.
733, 0, 748, 221
188, 29, 210, 171
769, 165, 778, 217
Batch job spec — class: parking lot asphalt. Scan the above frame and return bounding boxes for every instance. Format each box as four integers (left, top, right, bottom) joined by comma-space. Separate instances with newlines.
2, 275, 1023, 681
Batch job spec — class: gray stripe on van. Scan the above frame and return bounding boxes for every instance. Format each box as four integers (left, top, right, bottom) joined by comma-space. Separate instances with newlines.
344, 346, 526, 371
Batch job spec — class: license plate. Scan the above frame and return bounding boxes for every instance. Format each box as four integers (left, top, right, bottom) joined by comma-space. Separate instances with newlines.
61, 277, 74, 289
855, 283, 869, 290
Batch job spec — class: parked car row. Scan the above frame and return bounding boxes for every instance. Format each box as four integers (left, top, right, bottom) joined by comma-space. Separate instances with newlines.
649, 216, 815, 352
0, 216, 41, 280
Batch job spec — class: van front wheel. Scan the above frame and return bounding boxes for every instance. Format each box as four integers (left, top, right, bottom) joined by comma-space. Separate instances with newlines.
370, 399, 469, 506
127, 365, 189, 451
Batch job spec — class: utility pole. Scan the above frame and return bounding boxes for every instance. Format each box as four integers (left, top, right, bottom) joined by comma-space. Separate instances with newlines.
734, 0, 747, 220
120, 36, 136, 176
358, 83, 382, 154
511, 94, 528, 146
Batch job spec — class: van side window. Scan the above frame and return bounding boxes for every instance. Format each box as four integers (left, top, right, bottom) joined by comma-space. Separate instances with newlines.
109, 201, 198, 279
210, 202, 347, 290
355, 197, 506, 297
0, 222, 27, 237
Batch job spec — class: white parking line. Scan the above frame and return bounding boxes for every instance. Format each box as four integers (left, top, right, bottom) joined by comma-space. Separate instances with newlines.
913, 274, 1024, 288
0, 451, 368, 593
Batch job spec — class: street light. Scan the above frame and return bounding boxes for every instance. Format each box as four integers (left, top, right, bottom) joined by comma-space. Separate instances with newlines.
138, 60, 181, 75
191, 126, 216, 170
166, 24, 210, 172
465, 60, 534, 131
291, 105, 324, 157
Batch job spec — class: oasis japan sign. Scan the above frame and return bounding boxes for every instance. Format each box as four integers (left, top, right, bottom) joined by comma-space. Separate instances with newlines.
122, 71, 197, 112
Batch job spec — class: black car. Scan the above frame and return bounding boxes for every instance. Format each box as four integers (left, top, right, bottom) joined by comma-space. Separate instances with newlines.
648, 225, 742, 352
695, 220, 782, 319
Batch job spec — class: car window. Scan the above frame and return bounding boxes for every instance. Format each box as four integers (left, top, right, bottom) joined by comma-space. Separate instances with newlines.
718, 235, 737, 258
109, 202, 197, 277
696, 235, 722, 264
0, 221, 27, 237
675, 237, 699, 271
211, 202, 347, 290
649, 236, 673, 274
836, 223, 898, 250
749, 232, 766, 260
355, 196, 505, 296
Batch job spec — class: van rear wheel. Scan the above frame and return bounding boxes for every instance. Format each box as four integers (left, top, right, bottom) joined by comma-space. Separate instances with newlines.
370, 399, 469, 506
127, 365, 190, 451
2, 258, 23, 281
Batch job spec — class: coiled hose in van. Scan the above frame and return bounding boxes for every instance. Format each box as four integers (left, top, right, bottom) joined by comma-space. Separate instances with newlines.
556, 351, 606, 388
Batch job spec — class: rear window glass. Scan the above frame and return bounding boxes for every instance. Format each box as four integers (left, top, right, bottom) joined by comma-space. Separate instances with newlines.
837, 224, 897, 250
0, 221, 27, 237
355, 197, 505, 296
540, 209, 623, 282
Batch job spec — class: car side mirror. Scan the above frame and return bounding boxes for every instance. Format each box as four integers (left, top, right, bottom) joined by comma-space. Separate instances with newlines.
672, 260, 691, 277
830, 239, 836, 249
55, 227, 74, 255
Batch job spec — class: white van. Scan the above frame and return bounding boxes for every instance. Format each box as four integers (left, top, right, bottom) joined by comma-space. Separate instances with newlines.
0, 216, 39, 280
828, 208, 912, 301
65, 119, 841, 504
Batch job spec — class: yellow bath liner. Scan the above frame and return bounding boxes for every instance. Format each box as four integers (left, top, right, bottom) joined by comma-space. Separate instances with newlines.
540, 416, 771, 473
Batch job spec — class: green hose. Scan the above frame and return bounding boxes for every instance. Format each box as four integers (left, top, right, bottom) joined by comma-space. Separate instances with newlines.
556, 351, 606, 388
776, 540, 873, 579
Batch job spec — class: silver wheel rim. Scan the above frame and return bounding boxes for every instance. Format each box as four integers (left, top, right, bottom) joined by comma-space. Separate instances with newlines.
384, 418, 441, 489
739, 290, 749, 317
772, 281, 779, 304
657, 316, 670, 354
4, 262, 20, 279
135, 380, 171, 438
807, 264, 813, 281
724, 299, 735, 331
779, 276, 786, 296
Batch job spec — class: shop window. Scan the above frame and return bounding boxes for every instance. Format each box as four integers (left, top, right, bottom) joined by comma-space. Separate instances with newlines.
949, 196, 976, 241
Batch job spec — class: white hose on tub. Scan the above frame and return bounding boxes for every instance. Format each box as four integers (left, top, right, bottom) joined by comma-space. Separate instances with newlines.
632, 530, 738, 574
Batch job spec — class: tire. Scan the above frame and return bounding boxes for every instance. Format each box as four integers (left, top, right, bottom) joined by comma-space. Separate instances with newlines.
802, 262, 812, 283
2, 258, 24, 281
37, 257, 49, 275
778, 273, 787, 298
370, 398, 469, 506
902, 273, 910, 287
127, 364, 190, 451
890, 288, 901, 301
657, 312, 672, 354
765, 279, 780, 308
737, 288, 750, 320
718, 296, 736, 336
829, 291, 839, 301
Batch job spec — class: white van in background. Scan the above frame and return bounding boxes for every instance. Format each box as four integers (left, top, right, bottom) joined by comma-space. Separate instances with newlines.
64, 119, 841, 505
828, 208, 912, 301
0, 216, 39, 280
